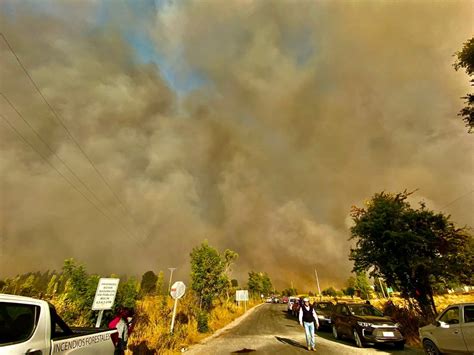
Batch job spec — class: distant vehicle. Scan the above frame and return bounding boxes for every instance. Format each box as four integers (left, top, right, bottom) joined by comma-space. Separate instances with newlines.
313, 301, 334, 330
331, 302, 405, 349
419, 303, 474, 355
291, 298, 302, 317
0, 293, 117, 354
272, 297, 280, 304
265, 297, 273, 303
281, 296, 289, 304
287, 297, 298, 313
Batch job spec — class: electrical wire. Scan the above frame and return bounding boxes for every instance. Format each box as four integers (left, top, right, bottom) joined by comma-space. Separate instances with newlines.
0, 32, 146, 239
0, 112, 141, 243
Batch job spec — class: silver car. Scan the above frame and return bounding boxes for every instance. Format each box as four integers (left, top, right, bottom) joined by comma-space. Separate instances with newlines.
419, 303, 474, 355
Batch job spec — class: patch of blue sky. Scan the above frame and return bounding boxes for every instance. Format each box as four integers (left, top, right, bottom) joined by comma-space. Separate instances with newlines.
96, 0, 208, 96
280, 27, 316, 67
124, 31, 208, 96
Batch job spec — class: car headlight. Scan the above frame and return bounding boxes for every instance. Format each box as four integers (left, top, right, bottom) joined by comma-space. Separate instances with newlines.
357, 321, 373, 327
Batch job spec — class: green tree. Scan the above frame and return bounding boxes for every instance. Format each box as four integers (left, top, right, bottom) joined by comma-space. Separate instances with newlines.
322, 287, 337, 297
247, 272, 273, 296
454, 37, 474, 133
355, 272, 372, 300
344, 276, 356, 298
190, 241, 232, 310
47, 274, 58, 296
140, 271, 158, 295
155, 271, 165, 296
350, 191, 474, 319
116, 277, 139, 308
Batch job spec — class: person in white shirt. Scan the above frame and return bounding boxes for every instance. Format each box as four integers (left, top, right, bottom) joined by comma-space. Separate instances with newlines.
299, 298, 319, 351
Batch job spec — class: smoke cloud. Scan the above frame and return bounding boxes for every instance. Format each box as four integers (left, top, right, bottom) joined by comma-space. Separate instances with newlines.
0, 0, 472, 290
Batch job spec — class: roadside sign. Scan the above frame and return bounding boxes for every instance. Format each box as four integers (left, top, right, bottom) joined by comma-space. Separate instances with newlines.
92, 278, 120, 310
236, 290, 249, 302
170, 281, 186, 334
170, 281, 186, 300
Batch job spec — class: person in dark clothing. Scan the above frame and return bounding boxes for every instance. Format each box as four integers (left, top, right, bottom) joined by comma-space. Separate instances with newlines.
298, 298, 319, 351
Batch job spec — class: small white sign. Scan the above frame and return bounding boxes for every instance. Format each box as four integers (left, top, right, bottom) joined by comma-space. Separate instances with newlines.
170, 281, 186, 300
236, 290, 249, 302
92, 278, 120, 310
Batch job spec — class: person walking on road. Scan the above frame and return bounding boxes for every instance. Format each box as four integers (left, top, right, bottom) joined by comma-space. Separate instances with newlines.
299, 297, 319, 351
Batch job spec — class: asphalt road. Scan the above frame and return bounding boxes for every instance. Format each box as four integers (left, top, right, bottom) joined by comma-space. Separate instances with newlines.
187, 303, 424, 355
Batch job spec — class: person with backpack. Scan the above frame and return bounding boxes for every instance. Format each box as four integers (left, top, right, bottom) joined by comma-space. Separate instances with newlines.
299, 298, 319, 351
109, 307, 134, 355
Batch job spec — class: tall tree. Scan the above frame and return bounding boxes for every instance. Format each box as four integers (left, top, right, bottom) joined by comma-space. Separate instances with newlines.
190, 241, 233, 310
350, 191, 473, 319
140, 271, 158, 295
247, 271, 273, 296
453, 37, 474, 133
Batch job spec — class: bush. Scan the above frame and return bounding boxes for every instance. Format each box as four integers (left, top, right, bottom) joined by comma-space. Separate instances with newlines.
197, 310, 209, 333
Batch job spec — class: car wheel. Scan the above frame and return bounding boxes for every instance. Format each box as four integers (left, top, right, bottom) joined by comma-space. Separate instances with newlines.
332, 325, 339, 340
423, 339, 440, 355
353, 329, 364, 348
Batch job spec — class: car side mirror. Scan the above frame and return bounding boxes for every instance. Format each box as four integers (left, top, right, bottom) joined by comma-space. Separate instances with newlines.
438, 321, 449, 329
434, 320, 441, 327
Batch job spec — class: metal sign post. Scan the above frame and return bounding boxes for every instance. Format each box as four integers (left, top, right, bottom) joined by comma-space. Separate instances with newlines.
170, 281, 186, 334
92, 278, 120, 328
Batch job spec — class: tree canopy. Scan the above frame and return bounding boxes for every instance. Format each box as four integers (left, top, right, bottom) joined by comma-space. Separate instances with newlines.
454, 37, 474, 133
247, 271, 273, 296
190, 241, 237, 310
350, 191, 473, 319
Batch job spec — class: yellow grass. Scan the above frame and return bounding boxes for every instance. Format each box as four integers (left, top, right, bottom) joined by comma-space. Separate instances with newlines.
127, 295, 260, 354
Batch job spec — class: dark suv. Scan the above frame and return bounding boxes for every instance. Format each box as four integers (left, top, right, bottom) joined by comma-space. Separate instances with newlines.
331, 302, 405, 349
313, 301, 334, 330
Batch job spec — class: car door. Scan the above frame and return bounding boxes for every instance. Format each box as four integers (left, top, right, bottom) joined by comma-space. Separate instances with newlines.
431, 306, 467, 353
339, 305, 352, 336
461, 305, 474, 352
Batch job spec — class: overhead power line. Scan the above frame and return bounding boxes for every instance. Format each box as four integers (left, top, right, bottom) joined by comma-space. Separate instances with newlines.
441, 190, 474, 210
0, 112, 140, 243
0, 32, 145, 239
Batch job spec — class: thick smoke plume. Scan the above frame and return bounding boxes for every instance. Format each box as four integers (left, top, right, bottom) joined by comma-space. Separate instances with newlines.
0, 0, 472, 290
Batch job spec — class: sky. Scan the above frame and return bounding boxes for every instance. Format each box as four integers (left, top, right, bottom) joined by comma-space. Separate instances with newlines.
0, 0, 472, 290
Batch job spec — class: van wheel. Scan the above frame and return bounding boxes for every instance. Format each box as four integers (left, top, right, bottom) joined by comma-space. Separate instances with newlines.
423, 340, 440, 355
332, 325, 339, 340
353, 329, 364, 348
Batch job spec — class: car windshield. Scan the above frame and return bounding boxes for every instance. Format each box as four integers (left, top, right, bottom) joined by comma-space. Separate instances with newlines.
348, 305, 384, 317
315, 303, 333, 311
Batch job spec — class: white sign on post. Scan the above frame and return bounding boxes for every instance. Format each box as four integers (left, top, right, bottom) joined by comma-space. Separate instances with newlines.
235, 290, 249, 302
170, 281, 186, 300
236, 290, 249, 312
92, 278, 119, 328
170, 281, 186, 334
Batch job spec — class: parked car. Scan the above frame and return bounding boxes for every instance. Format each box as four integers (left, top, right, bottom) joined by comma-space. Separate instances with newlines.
0, 293, 117, 354
281, 296, 289, 304
265, 297, 273, 303
331, 302, 405, 349
419, 303, 474, 355
313, 301, 334, 330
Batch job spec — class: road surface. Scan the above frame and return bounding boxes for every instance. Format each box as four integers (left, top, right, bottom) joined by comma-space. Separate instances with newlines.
187, 303, 424, 355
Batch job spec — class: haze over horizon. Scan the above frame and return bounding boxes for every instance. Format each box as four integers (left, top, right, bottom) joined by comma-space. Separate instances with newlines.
0, 0, 472, 290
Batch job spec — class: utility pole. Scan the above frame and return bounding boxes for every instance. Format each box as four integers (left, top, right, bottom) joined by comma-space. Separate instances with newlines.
378, 277, 387, 298
314, 269, 322, 301
168, 267, 176, 293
